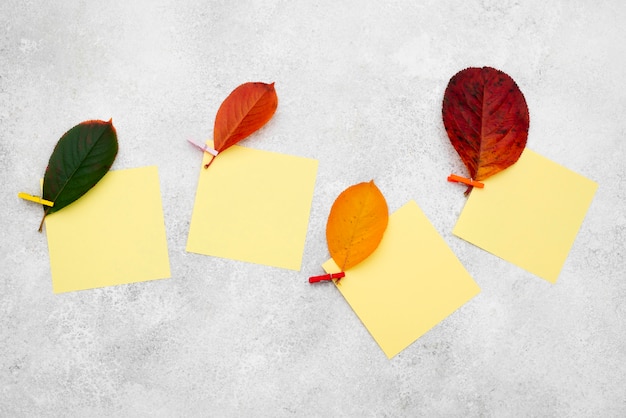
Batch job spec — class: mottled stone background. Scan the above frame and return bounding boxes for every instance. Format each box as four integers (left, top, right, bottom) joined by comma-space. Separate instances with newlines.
1, 1, 625, 416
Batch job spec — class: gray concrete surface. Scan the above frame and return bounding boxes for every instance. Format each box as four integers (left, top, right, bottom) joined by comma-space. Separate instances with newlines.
2, 1, 625, 416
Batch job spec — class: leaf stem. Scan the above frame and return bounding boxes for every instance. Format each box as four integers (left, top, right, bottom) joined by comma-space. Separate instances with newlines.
38, 213, 46, 233
204, 155, 217, 169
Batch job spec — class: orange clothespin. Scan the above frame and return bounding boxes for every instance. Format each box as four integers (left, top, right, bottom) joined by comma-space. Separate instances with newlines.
447, 174, 484, 189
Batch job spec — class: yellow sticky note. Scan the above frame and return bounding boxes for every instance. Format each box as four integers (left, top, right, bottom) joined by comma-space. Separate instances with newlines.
186, 142, 318, 270
323, 200, 480, 359
453, 149, 598, 283
45, 166, 171, 293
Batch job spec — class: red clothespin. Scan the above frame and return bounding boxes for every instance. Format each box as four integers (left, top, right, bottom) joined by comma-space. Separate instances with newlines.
309, 272, 345, 283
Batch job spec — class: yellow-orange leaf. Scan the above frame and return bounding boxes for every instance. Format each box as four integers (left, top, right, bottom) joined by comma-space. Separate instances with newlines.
326, 181, 389, 271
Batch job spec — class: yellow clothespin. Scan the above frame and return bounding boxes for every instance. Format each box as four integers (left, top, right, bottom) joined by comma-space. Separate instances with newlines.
18, 192, 54, 207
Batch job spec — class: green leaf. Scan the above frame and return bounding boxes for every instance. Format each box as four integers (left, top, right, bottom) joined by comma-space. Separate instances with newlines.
39, 119, 118, 231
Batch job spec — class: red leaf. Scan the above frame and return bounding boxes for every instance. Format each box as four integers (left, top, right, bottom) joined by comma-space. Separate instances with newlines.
442, 67, 529, 182
214, 82, 278, 152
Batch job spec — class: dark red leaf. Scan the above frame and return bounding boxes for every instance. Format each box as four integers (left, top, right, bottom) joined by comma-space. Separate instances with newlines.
442, 67, 529, 182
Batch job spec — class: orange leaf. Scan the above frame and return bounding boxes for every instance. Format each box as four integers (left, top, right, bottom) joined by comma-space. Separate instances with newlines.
214, 82, 278, 152
442, 67, 529, 182
326, 181, 389, 271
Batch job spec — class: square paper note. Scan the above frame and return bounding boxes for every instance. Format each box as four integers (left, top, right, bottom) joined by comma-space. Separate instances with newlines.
45, 166, 171, 293
323, 200, 480, 359
454, 149, 597, 283
186, 141, 318, 270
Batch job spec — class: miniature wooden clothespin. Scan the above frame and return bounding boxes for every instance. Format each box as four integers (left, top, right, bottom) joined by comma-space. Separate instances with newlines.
447, 174, 484, 189
187, 139, 219, 156
18, 192, 54, 207
309, 272, 345, 283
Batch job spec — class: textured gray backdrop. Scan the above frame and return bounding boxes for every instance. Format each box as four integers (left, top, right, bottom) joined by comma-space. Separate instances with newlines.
1, 1, 625, 416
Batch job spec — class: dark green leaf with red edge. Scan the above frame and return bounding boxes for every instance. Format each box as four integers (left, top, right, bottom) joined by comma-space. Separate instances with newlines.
39, 119, 118, 231
213, 82, 278, 152
442, 67, 529, 182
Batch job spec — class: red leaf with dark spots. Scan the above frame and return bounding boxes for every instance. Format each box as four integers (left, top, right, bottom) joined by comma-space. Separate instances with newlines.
442, 67, 529, 183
